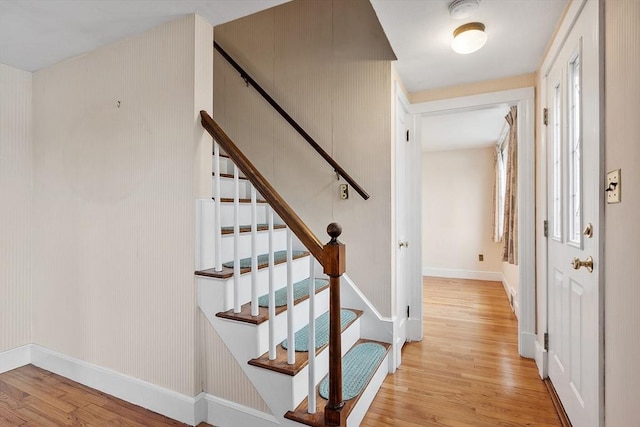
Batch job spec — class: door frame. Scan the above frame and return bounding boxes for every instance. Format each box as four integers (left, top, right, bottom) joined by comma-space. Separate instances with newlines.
537, 0, 604, 424
410, 87, 536, 358
394, 80, 424, 346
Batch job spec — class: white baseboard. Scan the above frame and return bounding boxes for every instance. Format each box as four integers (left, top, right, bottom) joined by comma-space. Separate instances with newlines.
203, 394, 279, 427
0, 344, 31, 374
535, 339, 549, 379
1, 344, 275, 427
422, 267, 502, 282
519, 331, 536, 359
29, 344, 200, 425
501, 273, 519, 319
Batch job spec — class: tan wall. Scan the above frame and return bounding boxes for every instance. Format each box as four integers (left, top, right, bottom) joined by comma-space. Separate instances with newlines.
31, 15, 211, 396
604, 0, 640, 423
213, 0, 397, 316
410, 73, 535, 104
0, 64, 32, 353
422, 147, 503, 275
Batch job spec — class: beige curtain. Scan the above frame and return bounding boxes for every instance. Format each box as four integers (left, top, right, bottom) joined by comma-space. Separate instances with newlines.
502, 106, 518, 265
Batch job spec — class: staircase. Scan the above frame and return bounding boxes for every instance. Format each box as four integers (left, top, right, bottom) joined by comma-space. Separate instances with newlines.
195, 112, 390, 426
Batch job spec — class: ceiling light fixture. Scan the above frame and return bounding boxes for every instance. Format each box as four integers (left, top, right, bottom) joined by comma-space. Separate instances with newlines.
451, 22, 487, 54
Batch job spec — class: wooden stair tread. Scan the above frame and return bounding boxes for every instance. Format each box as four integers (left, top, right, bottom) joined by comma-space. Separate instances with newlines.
215, 281, 332, 325
195, 251, 309, 279
247, 309, 364, 376
284, 339, 391, 427
220, 223, 286, 235
212, 197, 268, 203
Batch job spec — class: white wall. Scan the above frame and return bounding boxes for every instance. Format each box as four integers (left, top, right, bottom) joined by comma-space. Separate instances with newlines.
422, 147, 502, 280
213, 0, 397, 316
604, 0, 640, 423
0, 63, 32, 353
31, 15, 211, 396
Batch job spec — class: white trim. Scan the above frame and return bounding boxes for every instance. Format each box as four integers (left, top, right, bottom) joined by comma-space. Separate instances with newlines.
410, 87, 535, 115
0, 345, 31, 374
1, 344, 278, 426
203, 394, 279, 427
539, 0, 589, 77
501, 273, 519, 319
535, 340, 549, 380
422, 267, 502, 282
517, 95, 536, 359
29, 344, 201, 425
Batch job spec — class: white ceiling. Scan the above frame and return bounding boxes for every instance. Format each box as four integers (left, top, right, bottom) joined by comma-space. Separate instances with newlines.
421, 104, 509, 152
0, 0, 289, 72
370, 0, 567, 93
0, 0, 566, 153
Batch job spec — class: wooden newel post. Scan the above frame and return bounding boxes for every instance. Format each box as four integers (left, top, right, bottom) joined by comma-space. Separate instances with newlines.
323, 222, 346, 426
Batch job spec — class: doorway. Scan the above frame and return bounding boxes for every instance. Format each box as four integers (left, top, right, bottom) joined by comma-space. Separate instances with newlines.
410, 87, 536, 358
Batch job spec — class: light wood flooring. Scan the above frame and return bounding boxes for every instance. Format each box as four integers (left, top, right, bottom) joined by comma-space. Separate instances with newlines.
0, 365, 213, 426
1, 277, 560, 426
361, 276, 561, 427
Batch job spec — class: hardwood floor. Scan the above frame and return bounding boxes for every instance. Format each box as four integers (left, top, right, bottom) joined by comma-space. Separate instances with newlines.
362, 276, 562, 427
1, 277, 560, 426
0, 365, 213, 426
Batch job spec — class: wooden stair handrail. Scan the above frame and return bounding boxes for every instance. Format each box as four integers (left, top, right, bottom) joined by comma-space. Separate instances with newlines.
201, 110, 346, 424
213, 41, 370, 201
201, 111, 325, 262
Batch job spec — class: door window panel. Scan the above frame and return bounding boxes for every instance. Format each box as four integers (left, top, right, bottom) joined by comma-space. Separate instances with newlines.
568, 49, 582, 246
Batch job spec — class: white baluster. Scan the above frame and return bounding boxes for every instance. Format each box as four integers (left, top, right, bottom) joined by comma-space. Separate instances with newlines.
233, 164, 241, 313
286, 229, 295, 365
213, 142, 222, 272
268, 208, 276, 360
250, 186, 258, 317
307, 257, 316, 414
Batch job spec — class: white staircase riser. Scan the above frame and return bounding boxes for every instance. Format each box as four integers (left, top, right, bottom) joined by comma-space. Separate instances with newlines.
346, 353, 389, 427
197, 256, 312, 314
214, 157, 245, 176
214, 177, 253, 199
254, 290, 330, 356
205, 303, 361, 414
287, 319, 360, 410
216, 229, 288, 265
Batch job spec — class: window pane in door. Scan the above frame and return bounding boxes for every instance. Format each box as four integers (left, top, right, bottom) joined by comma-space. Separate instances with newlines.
568, 52, 582, 246
552, 82, 562, 241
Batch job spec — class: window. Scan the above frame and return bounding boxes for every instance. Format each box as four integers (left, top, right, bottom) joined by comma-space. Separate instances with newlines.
568, 51, 582, 246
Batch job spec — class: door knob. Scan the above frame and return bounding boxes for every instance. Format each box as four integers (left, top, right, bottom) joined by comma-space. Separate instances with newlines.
571, 256, 593, 273
583, 223, 593, 238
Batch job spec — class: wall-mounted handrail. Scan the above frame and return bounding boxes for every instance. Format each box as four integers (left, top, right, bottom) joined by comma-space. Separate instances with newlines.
214, 41, 370, 201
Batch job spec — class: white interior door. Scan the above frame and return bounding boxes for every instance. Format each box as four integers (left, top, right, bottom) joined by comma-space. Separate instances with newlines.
546, 1, 601, 426
395, 97, 409, 365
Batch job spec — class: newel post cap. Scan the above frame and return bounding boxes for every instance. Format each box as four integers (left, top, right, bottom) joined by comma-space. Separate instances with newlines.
323, 223, 345, 276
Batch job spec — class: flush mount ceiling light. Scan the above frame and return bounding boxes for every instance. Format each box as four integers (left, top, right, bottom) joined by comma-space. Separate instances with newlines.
449, 0, 480, 20
451, 22, 487, 54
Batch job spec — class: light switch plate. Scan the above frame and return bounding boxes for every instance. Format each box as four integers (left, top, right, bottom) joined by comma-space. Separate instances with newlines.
606, 169, 621, 204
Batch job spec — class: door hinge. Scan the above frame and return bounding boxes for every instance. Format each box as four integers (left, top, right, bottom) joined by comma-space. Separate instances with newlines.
406, 129, 410, 142
543, 108, 549, 126
407, 305, 410, 317
544, 332, 549, 351
544, 220, 549, 237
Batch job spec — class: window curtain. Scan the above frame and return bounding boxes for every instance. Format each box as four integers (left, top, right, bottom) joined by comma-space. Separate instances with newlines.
502, 106, 518, 264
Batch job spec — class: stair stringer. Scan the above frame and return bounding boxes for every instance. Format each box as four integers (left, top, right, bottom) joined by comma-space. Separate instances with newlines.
198, 279, 361, 425
339, 274, 397, 372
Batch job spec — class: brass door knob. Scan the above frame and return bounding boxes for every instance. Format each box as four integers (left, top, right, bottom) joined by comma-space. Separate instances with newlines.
571, 256, 594, 273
